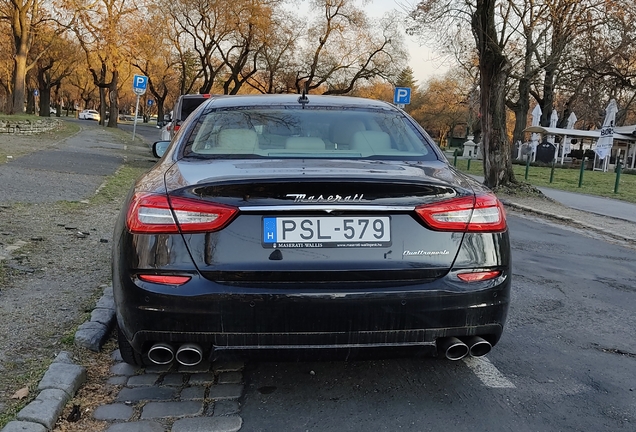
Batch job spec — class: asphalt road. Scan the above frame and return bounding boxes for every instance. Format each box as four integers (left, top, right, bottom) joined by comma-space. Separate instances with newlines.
118, 121, 163, 146
6, 123, 634, 430
238, 215, 636, 432
0, 120, 127, 203
0, 119, 160, 204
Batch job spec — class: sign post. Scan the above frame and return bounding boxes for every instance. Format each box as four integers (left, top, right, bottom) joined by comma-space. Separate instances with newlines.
33, 89, 39, 114
132, 75, 148, 140
393, 87, 411, 109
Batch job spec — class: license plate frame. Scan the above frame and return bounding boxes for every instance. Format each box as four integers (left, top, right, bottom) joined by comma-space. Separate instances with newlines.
262, 216, 391, 249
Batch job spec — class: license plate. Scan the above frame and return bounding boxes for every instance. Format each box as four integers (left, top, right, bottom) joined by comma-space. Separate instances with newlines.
263, 216, 391, 248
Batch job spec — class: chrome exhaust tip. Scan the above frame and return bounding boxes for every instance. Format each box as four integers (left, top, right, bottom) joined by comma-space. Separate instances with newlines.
175, 343, 203, 366
147, 343, 175, 365
464, 336, 492, 357
437, 337, 469, 361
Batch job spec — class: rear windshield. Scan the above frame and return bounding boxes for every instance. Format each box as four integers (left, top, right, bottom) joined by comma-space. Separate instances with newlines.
182, 106, 438, 160
179, 98, 208, 121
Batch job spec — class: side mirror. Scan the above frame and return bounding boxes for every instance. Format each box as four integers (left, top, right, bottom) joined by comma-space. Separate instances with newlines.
153, 141, 170, 158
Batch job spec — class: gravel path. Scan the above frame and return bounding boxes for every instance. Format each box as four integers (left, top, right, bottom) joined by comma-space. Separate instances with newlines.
0, 121, 154, 422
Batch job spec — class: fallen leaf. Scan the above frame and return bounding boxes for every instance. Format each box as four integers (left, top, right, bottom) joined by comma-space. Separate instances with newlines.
11, 386, 29, 399
66, 404, 81, 422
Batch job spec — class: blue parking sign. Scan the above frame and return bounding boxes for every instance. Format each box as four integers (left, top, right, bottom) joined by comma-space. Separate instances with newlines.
394, 87, 411, 105
133, 75, 148, 95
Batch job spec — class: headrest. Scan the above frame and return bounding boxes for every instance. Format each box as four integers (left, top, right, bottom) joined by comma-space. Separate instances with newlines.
217, 129, 258, 151
350, 131, 392, 153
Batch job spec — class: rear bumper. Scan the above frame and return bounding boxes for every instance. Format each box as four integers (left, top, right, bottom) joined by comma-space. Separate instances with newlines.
114, 272, 510, 355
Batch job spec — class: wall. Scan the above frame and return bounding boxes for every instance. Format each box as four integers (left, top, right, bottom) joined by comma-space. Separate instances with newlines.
0, 118, 61, 135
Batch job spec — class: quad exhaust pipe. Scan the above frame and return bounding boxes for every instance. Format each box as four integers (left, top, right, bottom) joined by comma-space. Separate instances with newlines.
437, 336, 492, 360
464, 336, 492, 358
437, 337, 469, 360
147, 343, 175, 365
147, 342, 204, 366
175, 343, 204, 366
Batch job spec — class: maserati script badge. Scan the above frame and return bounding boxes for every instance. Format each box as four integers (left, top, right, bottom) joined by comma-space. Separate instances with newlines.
286, 193, 364, 203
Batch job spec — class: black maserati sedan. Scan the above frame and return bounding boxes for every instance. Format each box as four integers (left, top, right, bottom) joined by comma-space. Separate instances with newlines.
112, 94, 511, 366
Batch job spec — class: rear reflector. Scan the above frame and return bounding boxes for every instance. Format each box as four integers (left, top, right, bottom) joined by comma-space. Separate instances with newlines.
456, 270, 502, 282
138, 274, 191, 285
126, 193, 238, 234
415, 194, 506, 232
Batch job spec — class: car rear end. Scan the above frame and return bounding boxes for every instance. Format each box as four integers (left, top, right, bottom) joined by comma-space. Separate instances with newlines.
168, 94, 214, 139
113, 95, 511, 366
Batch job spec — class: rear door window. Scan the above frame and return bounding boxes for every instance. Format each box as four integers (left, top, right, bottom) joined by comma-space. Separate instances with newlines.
183, 107, 438, 161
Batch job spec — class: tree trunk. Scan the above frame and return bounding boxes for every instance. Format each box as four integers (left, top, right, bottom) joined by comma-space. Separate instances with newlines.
107, 70, 119, 128
99, 87, 107, 126
11, 53, 28, 114
26, 89, 36, 114
37, 67, 53, 117
39, 87, 51, 116
540, 66, 556, 126
480, 62, 516, 188
472, 0, 516, 189
512, 77, 530, 150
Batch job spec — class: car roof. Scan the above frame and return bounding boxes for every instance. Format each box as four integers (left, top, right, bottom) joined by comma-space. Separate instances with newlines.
205, 94, 396, 110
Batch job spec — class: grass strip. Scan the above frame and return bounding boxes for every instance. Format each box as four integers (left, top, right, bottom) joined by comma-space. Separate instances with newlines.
454, 159, 636, 203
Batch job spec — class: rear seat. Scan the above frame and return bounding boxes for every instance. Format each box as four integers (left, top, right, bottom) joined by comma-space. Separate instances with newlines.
329, 120, 365, 149
191, 123, 260, 153
350, 131, 392, 154
285, 137, 326, 150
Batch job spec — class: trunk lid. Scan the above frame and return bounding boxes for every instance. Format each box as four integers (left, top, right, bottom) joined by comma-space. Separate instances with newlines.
165, 159, 475, 287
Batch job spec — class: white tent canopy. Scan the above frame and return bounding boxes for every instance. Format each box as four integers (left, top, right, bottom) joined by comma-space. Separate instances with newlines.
523, 125, 635, 142
523, 125, 636, 170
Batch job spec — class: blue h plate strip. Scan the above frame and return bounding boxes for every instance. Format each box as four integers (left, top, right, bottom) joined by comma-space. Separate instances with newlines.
263, 217, 277, 243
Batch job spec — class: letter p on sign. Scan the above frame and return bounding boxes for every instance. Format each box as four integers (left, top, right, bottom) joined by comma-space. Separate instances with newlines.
394, 87, 411, 105
133, 75, 148, 95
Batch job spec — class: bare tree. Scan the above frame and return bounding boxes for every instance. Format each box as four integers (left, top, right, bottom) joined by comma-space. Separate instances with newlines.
127, 10, 180, 124
409, 0, 516, 188
32, 29, 80, 116
571, 1, 636, 123
71, 0, 136, 127
246, 9, 303, 94
0, 0, 42, 113
410, 72, 471, 145
296, 0, 407, 94
472, 0, 515, 187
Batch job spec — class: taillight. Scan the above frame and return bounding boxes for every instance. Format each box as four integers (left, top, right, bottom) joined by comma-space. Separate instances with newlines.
415, 194, 506, 232
173, 125, 180, 132
138, 274, 191, 285
126, 193, 238, 234
457, 270, 502, 282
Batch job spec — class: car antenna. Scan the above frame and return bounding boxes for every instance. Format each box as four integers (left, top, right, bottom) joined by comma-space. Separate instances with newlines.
298, 88, 309, 109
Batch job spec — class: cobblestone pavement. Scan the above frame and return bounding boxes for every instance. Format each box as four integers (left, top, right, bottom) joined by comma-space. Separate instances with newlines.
98, 351, 244, 432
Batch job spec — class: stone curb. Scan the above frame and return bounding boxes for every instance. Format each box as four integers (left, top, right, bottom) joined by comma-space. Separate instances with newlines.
1, 285, 116, 431
1, 352, 86, 432
502, 200, 636, 244
74, 285, 116, 352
